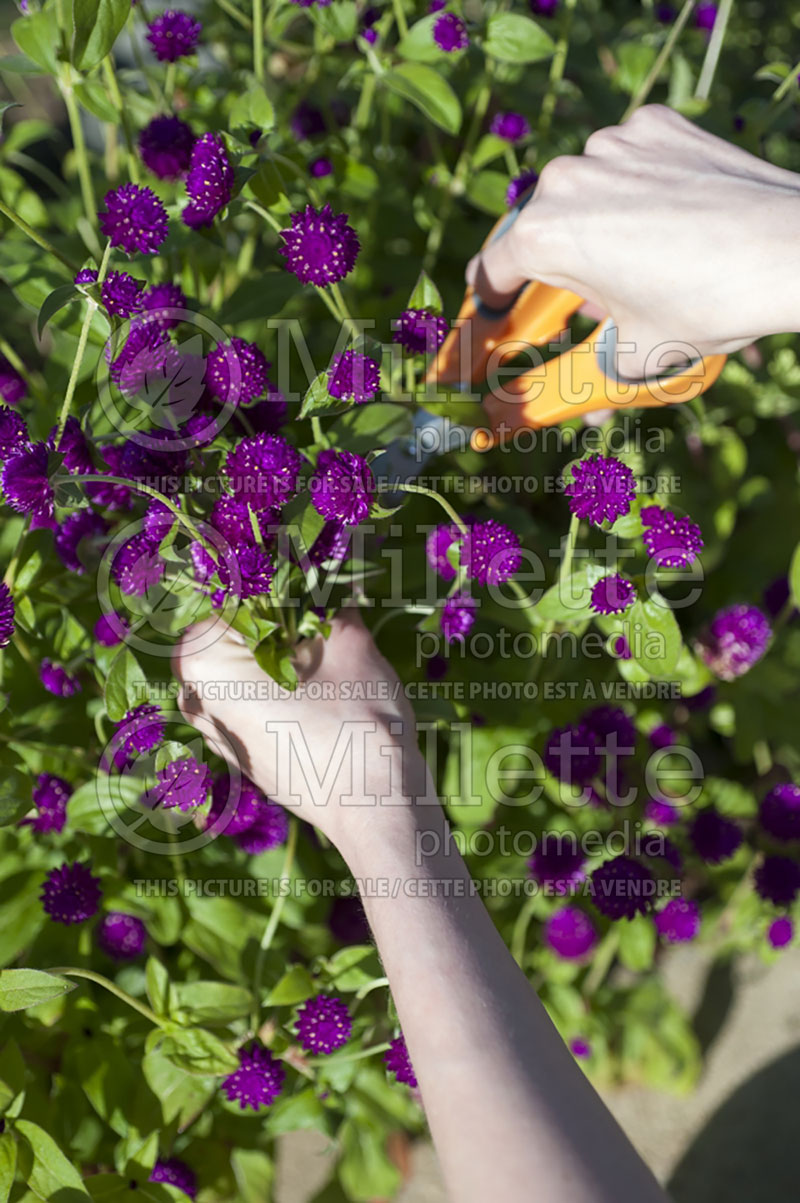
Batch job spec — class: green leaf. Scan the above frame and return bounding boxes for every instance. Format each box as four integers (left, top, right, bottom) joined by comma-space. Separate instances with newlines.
483, 13, 555, 63
264, 965, 316, 1006
466, 169, 508, 216
614, 41, 658, 95
266, 1087, 329, 1136
0, 1131, 16, 1203
329, 401, 412, 457
16, 1118, 90, 1198
407, 269, 443, 316
618, 914, 656, 972
67, 772, 143, 836
230, 83, 275, 131
72, 0, 131, 72
0, 969, 75, 1013
300, 371, 345, 419
230, 1149, 274, 1203
629, 592, 682, 677
171, 981, 253, 1025
383, 64, 462, 135
105, 649, 148, 722
471, 133, 509, 170
145, 957, 173, 1018
142, 1046, 216, 1127
337, 1117, 400, 1201
314, 0, 357, 42
11, 13, 60, 73
74, 78, 119, 124
397, 14, 455, 63
789, 540, 800, 609
0, 1040, 26, 1115
0, 770, 29, 827
535, 564, 608, 623
158, 1027, 239, 1076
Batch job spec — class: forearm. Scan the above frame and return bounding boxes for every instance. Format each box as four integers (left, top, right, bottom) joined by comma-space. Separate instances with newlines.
340, 801, 668, 1203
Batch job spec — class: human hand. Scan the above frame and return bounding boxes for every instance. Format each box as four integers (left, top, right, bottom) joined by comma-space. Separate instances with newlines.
172, 609, 434, 855
467, 105, 800, 377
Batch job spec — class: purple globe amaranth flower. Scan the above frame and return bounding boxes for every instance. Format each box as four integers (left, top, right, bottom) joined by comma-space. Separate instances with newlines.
141, 281, 187, 330
760, 783, 800, 843
210, 775, 267, 836
222, 1043, 285, 1110
426, 523, 461, 581
590, 573, 636, 615
182, 132, 234, 228
393, 307, 448, 354
530, 0, 559, 13
570, 1038, 591, 1058
146, 756, 212, 811
528, 839, 586, 889
611, 634, 632, 660
441, 594, 477, 643
490, 112, 530, 142
755, 856, 800, 906
583, 704, 637, 754
697, 604, 772, 681
50, 415, 93, 475
506, 169, 539, 207
146, 9, 202, 60
0, 583, 14, 648
695, 1, 717, 30
116, 703, 165, 758
362, 26, 378, 42
234, 800, 288, 853
328, 350, 381, 405
645, 796, 680, 826
85, 445, 134, 510
0, 354, 26, 406
543, 722, 601, 787
112, 532, 166, 596
54, 509, 108, 574
209, 494, 276, 545
23, 774, 71, 834
98, 912, 148, 960
218, 544, 276, 600
295, 994, 352, 1054
689, 808, 742, 864
650, 723, 677, 750
544, 907, 597, 959
654, 898, 700, 943
139, 114, 195, 179
101, 270, 146, 318
280, 203, 360, 286
311, 449, 374, 526
641, 505, 703, 568
99, 184, 169, 255
225, 433, 303, 510
206, 337, 270, 407
463, 520, 521, 585
232, 390, 288, 437
762, 576, 797, 621
384, 1034, 417, 1087
641, 831, 683, 873
0, 407, 27, 459
310, 521, 350, 566
590, 855, 654, 920
566, 454, 636, 526
683, 683, 716, 710
109, 324, 176, 396
41, 862, 101, 924
40, 659, 81, 698
328, 895, 370, 945
429, 0, 446, 10
768, 916, 794, 949
309, 156, 334, 178
433, 12, 468, 51
655, 2, 675, 21
75, 268, 98, 286
94, 613, 129, 647
149, 1157, 196, 1198
3, 442, 54, 518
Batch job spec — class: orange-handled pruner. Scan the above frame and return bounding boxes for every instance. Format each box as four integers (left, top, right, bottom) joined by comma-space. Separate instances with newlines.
425, 196, 727, 449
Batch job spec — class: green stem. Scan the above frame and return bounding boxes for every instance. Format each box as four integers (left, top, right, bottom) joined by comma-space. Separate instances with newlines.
329, 281, 358, 339
390, 0, 408, 39
306, 1040, 391, 1068
54, 240, 111, 445
253, 0, 264, 82
354, 976, 389, 1001
61, 79, 97, 225
538, 0, 577, 140
560, 512, 580, 583
215, 0, 252, 29
510, 893, 538, 966
355, 72, 377, 130
2, 519, 29, 591
67, 473, 212, 550
583, 929, 620, 996
245, 198, 282, 233
251, 819, 299, 1029
49, 967, 165, 1026
102, 57, 140, 184
393, 483, 469, 536
0, 197, 79, 273
694, 0, 734, 101
772, 58, 800, 104
621, 0, 696, 119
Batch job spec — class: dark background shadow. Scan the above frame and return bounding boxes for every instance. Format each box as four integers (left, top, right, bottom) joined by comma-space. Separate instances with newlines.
669, 1045, 800, 1203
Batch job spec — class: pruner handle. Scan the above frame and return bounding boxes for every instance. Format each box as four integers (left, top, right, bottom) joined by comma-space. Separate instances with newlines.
425, 201, 727, 447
